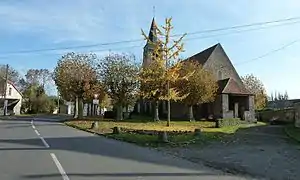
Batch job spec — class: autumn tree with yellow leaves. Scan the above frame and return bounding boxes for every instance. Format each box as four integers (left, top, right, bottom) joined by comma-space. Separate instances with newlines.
241, 74, 267, 110
53, 52, 105, 119
177, 61, 218, 121
97, 53, 139, 121
140, 18, 188, 126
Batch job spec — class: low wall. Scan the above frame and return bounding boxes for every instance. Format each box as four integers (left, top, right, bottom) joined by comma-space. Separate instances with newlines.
257, 108, 295, 123
295, 106, 300, 128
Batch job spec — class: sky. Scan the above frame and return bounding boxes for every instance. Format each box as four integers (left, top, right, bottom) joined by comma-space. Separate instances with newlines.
0, 0, 300, 98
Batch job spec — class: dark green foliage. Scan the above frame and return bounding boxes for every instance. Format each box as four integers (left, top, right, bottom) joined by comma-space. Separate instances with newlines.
22, 84, 56, 114
216, 118, 241, 128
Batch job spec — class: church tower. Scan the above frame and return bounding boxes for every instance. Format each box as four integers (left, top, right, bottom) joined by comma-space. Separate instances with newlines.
142, 18, 158, 67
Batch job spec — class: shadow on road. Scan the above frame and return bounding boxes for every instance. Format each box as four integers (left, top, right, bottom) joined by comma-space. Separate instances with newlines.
0, 135, 207, 171
22, 172, 215, 179
1, 118, 298, 179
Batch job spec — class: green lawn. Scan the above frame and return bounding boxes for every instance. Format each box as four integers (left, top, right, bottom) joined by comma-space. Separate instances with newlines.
65, 117, 266, 147
285, 125, 300, 143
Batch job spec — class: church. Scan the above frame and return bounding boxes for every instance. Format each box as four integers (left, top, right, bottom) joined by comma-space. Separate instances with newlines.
137, 18, 255, 121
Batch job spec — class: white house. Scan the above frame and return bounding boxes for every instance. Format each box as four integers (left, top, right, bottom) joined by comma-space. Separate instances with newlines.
0, 81, 22, 115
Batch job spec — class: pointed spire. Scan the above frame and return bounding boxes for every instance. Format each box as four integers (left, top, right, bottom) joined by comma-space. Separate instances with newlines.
148, 17, 157, 43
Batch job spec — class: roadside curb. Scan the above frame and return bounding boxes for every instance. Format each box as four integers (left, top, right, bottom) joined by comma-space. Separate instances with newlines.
64, 123, 104, 136
64, 123, 153, 145
284, 126, 300, 143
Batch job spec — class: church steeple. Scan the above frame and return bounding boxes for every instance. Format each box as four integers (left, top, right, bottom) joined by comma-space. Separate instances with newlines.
143, 17, 158, 67
148, 17, 157, 43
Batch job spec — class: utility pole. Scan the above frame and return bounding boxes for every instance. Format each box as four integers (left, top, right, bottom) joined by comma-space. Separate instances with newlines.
3, 64, 8, 116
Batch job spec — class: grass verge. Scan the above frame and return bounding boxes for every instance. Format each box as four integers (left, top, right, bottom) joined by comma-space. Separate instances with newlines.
65, 118, 266, 147
284, 125, 300, 143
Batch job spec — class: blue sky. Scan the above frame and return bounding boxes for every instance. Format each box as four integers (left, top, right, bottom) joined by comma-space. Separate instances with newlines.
0, 0, 300, 98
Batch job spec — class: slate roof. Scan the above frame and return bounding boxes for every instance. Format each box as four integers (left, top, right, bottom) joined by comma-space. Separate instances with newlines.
218, 78, 252, 95
186, 44, 219, 65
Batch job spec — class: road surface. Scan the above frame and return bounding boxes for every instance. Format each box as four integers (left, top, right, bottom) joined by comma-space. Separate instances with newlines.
0, 117, 252, 180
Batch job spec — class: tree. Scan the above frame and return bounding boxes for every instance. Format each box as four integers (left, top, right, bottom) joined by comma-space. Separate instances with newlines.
140, 18, 187, 126
97, 53, 139, 121
54, 52, 102, 119
177, 61, 218, 121
25, 69, 40, 85
21, 84, 54, 114
0, 64, 21, 83
139, 59, 165, 121
0, 64, 23, 94
241, 74, 267, 110
25, 68, 52, 91
270, 91, 289, 109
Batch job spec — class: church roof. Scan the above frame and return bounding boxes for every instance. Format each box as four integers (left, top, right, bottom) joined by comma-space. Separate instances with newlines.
218, 78, 252, 95
186, 43, 219, 65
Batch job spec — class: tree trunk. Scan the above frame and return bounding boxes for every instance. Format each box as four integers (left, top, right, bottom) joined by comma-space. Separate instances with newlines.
189, 105, 195, 122
116, 105, 123, 121
78, 98, 83, 119
74, 96, 79, 119
87, 103, 90, 116
154, 100, 160, 121
167, 99, 171, 127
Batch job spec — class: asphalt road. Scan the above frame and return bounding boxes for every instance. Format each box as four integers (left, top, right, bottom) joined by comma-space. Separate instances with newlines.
0, 117, 252, 180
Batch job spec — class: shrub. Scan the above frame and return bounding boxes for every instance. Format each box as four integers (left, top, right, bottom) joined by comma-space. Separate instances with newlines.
216, 118, 241, 128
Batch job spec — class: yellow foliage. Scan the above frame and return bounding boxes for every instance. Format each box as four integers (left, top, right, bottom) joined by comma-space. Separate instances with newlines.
177, 61, 218, 106
139, 17, 187, 102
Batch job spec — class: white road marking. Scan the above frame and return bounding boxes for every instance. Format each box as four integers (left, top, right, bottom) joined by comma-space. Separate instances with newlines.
50, 153, 70, 180
34, 129, 40, 136
31, 120, 50, 148
40, 136, 50, 148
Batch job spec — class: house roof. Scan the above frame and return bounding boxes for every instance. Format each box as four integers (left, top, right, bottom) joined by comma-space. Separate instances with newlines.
7, 80, 23, 97
0, 78, 23, 97
218, 78, 253, 95
186, 43, 219, 65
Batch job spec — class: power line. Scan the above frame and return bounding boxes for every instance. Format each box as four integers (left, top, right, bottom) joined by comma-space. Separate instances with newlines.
1, 16, 300, 55
234, 39, 300, 66
185, 20, 300, 42
185, 16, 300, 36
1, 20, 300, 59
0, 44, 143, 58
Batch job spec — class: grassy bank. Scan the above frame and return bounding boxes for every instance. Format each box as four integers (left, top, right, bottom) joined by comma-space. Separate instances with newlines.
285, 125, 300, 143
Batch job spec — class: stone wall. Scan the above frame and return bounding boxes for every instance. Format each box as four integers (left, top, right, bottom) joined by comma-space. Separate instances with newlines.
204, 44, 244, 86
245, 95, 256, 121
221, 94, 234, 118
295, 106, 300, 128
213, 95, 222, 118
258, 108, 295, 123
